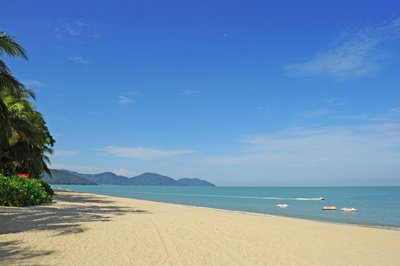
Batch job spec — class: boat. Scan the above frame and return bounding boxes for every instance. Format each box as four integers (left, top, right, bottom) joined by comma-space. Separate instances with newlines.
341, 207, 357, 212
322, 205, 337, 210
319, 197, 325, 200
276, 204, 288, 208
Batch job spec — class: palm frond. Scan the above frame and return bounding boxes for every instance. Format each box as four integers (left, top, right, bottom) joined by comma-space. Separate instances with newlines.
0, 32, 28, 60
0, 61, 35, 99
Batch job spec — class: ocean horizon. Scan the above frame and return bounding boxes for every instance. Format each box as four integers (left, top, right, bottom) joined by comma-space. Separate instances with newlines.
54, 185, 400, 229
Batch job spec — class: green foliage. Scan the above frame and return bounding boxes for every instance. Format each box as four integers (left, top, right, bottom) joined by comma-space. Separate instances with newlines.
39, 180, 54, 196
0, 32, 28, 59
0, 174, 52, 207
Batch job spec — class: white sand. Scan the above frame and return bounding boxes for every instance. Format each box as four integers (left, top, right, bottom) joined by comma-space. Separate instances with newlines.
1, 191, 399, 266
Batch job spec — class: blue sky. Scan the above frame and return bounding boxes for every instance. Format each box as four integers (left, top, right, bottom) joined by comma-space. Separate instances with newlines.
1, 1, 400, 185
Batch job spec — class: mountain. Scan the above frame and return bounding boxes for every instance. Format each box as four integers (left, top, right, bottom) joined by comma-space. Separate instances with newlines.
176, 178, 216, 187
45, 169, 215, 186
42, 169, 97, 185
77, 172, 131, 185
130, 172, 177, 186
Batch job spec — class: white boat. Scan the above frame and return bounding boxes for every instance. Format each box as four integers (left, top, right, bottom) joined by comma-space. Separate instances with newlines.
341, 207, 357, 212
322, 205, 337, 210
276, 204, 288, 208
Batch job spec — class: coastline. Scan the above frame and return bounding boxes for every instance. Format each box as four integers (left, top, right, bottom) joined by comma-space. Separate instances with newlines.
1, 190, 400, 265
188, 204, 400, 232
71, 189, 400, 231
57, 185, 400, 230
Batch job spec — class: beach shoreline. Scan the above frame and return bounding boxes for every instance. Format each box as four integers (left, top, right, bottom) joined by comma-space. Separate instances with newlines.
55, 187, 400, 230
1, 190, 400, 265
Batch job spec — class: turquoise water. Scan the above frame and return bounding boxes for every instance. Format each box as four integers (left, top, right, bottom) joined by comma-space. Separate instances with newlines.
54, 185, 400, 228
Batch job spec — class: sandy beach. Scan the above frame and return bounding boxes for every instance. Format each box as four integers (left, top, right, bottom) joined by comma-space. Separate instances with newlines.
1, 191, 399, 266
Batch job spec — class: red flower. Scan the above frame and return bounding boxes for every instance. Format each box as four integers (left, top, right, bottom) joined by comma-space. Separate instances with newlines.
17, 173, 30, 178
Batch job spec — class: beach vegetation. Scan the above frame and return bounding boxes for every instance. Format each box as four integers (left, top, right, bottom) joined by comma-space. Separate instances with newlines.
0, 174, 53, 207
39, 179, 55, 196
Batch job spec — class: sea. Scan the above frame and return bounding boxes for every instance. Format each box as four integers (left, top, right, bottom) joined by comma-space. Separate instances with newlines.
54, 185, 400, 229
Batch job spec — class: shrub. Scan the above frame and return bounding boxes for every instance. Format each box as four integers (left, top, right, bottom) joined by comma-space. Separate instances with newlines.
39, 180, 54, 196
0, 174, 53, 207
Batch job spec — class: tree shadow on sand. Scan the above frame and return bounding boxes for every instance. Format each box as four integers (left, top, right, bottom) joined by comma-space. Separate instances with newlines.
0, 191, 149, 264
0, 241, 55, 266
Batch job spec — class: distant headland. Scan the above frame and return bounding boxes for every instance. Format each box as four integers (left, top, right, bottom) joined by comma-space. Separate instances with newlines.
43, 169, 216, 187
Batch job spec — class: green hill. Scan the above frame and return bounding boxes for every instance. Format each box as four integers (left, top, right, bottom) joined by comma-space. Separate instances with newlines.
44, 169, 215, 186
129, 172, 177, 186
77, 172, 132, 185
176, 178, 216, 186
42, 169, 97, 185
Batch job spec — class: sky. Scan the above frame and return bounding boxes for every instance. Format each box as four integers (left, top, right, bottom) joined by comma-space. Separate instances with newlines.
1, 0, 400, 186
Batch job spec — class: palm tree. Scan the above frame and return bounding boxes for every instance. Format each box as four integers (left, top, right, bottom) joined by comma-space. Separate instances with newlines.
0, 93, 55, 176
0, 32, 34, 147
0, 32, 55, 178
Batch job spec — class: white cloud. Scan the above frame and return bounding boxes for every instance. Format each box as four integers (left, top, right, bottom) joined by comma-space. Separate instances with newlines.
68, 56, 90, 65
23, 80, 46, 89
51, 163, 101, 174
100, 146, 194, 160
54, 19, 86, 37
118, 96, 132, 104
180, 89, 200, 96
390, 107, 400, 113
52, 150, 79, 157
113, 168, 136, 177
49, 19, 102, 42
285, 18, 400, 80
324, 98, 345, 106
53, 19, 100, 39
200, 124, 400, 185
118, 91, 143, 105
